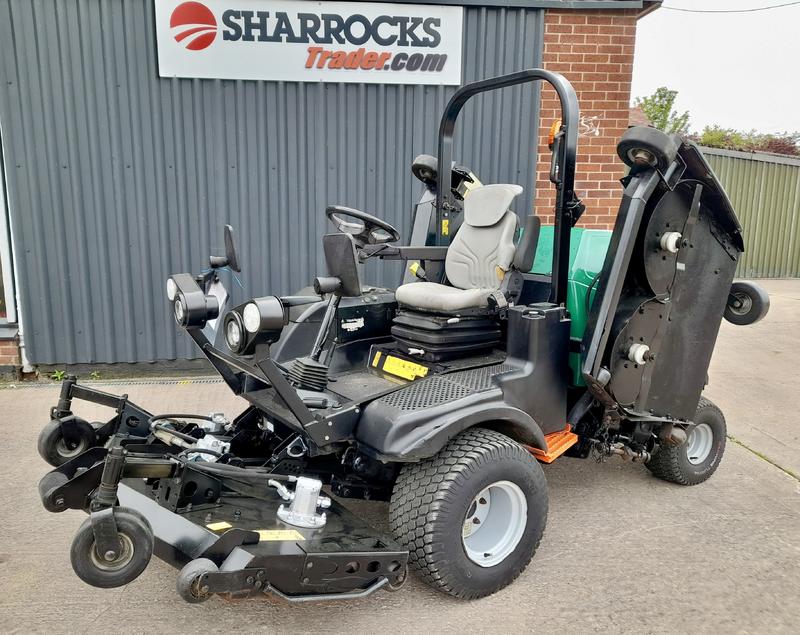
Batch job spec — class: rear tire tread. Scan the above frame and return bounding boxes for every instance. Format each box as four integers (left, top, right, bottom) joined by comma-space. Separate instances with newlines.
647, 397, 725, 486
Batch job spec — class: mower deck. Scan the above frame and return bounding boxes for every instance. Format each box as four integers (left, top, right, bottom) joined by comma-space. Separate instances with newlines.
117, 479, 407, 600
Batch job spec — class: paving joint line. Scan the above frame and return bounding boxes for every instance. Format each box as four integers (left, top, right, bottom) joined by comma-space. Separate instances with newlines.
727, 433, 800, 482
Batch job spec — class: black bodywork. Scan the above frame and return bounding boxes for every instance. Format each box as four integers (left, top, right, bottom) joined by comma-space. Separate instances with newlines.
38, 69, 753, 602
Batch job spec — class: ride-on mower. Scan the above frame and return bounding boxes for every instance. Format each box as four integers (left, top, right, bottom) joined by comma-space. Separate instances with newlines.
37, 69, 769, 602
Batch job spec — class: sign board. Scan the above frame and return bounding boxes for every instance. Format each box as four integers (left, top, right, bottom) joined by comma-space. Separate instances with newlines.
155, 0, 464, 85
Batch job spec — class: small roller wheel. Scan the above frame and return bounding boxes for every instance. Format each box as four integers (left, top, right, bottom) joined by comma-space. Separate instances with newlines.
70, 508, 153, 588
617, 126, 679, 171
411, 154, 438, 187
724, 280, 770, 326
177, 558, 219, 603
386, 564, 409, 592
38, 418, 97, 467
38, 471, 70, 512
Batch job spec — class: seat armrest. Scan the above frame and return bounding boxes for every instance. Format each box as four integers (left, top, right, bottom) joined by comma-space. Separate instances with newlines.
360, 245, 449, 261
513, 215, 541, 272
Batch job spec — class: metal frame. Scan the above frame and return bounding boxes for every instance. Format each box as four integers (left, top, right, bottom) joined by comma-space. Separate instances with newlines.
581, 170, 662, 388
434, 69, 580, 306
51, 375, 155, 442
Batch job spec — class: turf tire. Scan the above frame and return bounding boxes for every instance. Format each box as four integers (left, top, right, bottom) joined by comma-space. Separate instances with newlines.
647, 397, 726, 486
389, 427, 548, 599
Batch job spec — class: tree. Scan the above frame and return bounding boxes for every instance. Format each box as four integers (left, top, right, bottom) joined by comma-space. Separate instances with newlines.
695, 126, 800, 156
634, 87, 690, 135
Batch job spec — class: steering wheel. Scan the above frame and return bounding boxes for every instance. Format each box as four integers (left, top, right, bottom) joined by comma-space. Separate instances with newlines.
325, 205, 401, 246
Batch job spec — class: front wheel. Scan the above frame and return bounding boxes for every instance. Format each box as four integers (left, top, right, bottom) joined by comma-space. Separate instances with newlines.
647, 397, 726, 486
38, 418, 97, 467
389, 428, 548, 599
70, 508, 154, 588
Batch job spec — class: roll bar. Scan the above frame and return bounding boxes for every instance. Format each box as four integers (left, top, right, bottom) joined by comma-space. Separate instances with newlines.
435, 69, 579, 306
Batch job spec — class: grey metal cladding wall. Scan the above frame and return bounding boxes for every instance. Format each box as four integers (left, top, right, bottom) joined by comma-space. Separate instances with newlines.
0, 0, 544, 364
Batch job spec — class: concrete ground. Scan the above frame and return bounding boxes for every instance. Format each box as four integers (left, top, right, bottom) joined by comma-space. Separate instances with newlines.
0, 279, 798, 634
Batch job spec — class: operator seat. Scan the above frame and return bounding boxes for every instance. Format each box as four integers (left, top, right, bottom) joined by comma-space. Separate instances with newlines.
395, 183, 523, 311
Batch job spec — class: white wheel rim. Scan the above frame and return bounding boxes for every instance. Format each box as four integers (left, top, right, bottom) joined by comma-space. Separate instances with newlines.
686, 423, 714, 465
461, 480, 527, 568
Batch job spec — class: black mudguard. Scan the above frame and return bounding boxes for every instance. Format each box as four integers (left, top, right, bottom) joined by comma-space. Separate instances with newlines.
357, 388, 547, 461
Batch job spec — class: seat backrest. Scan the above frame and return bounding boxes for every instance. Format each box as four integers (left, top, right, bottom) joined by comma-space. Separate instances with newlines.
445, 184, 523, 289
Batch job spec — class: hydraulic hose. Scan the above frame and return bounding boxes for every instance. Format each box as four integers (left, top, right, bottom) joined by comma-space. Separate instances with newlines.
148, 414, 216, 449
178, 457, 295, 501
148, 413, 214, 431
177, 447, 223, 459
177, 456, 288, 480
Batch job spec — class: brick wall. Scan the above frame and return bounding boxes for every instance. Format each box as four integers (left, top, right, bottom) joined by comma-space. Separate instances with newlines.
536, 9, 638, 229
0, 338, 20, 367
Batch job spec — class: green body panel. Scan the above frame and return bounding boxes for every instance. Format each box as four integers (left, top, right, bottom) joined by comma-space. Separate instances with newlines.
530, 226, 612, 385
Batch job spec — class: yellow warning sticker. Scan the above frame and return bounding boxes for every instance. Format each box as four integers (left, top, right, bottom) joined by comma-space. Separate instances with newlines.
382, 356, 429, 381
257, 529, 305, 541
372, 350, 382, 368
206, 521, 233, 531
441, 219, 449, 236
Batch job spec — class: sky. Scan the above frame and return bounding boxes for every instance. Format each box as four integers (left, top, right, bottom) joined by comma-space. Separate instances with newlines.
631, 0, 800, 134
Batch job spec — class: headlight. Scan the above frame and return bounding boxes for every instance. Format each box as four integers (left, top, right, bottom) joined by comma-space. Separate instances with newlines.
226, 320, 242, 348
166, 278, 178, 302
224, 312, 245, 353
223, 297, 286, 352
168, 273, 220, 330
243, 302, 262, 334
242, 296, 286, 334
238, 296, 287, 340
174, 297, 187, 326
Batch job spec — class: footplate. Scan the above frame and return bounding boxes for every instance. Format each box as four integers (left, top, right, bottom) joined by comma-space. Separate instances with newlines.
527, 425, 579, 463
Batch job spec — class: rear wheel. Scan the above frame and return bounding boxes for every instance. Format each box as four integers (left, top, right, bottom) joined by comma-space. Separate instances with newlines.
389, 427, 548, 599
647, 397, 726, 485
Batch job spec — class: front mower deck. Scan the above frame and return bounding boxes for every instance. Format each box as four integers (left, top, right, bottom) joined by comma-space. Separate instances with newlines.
116, 479, 407, 599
